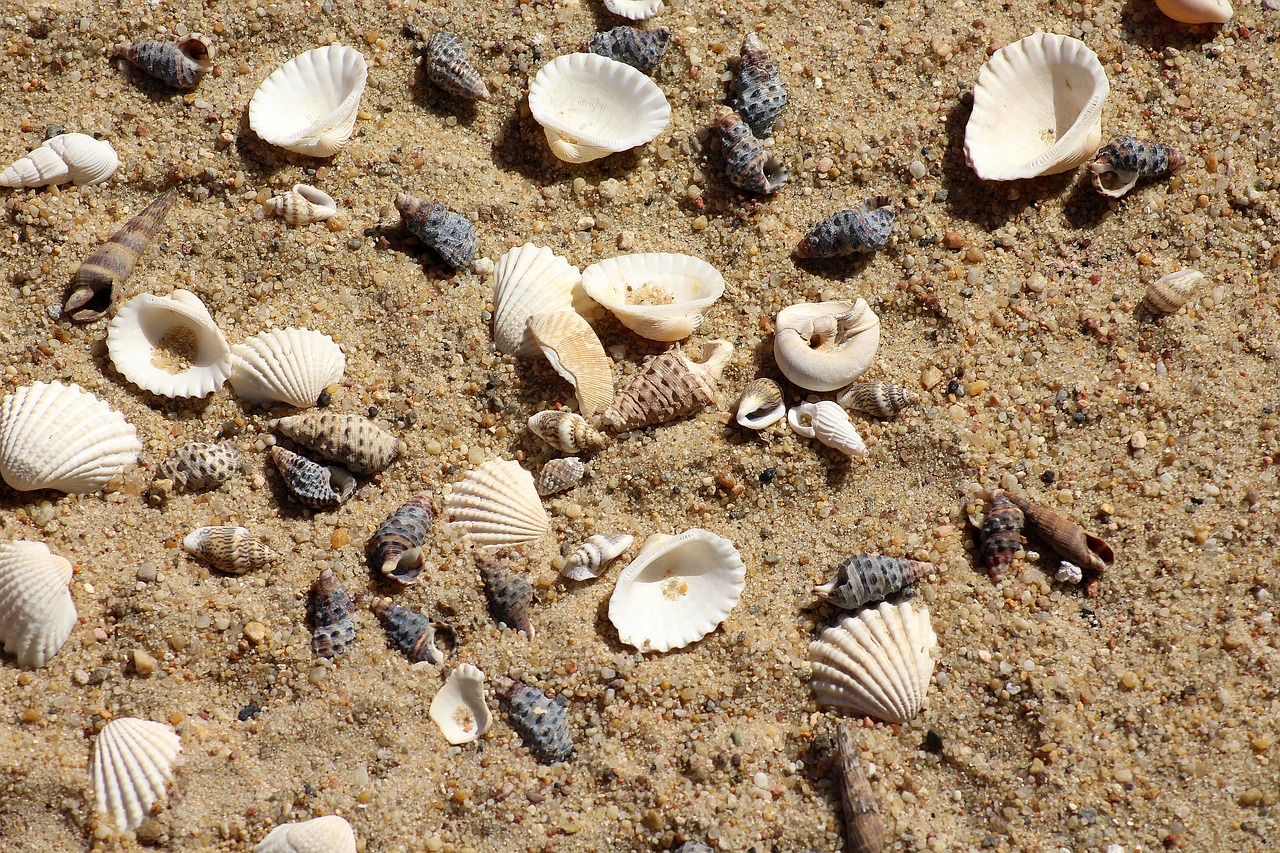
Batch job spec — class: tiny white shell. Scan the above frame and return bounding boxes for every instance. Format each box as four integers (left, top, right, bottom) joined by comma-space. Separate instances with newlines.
429, 663, 493, 745
526, 310, 615, 417
581, 253, 726, 342
1143, 269, 1203, 315
492, 244, 590, 358
249, 45, 368, 157
603, 0, 664, 20
561, 532, 634, 581
444, 459, 551, 547
736, 378, 786, 430
774, 300, 880, 392
0, 541, 76, 668
229, 328, 346, 408
0, 133, 119, 188
266, 183, 338, 225
91, 718, 182, 831
1155, 0, 1232, 24
106, 290, 232, 398
254, 815, 357, 853
788, 401, 867, 458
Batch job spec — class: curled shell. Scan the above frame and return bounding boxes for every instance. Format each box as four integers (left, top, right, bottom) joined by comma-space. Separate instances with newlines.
1143, 269, 1202, 315
423, 32, 490, 101
528, 410, 610, 454
815, 555, 931, 610
735, 378, 786, 430
478, 553, 535, 639
526, 310, 616, 418
603, 0, 664, 20
248, 45, 367, 157
560, 532, 634, 581
229, 328, 346, 409
838, 381, 919, 418
774, 300, 880, 392
796, 203, 894, 259
535, 457, 587, 497
369, 492, 434, 585
492, 675, 574, 764
308, 567, 356, 659
273, 413, 398, 475
371, 597, 441, 663
0, 133, 119, 189
1004, 491, 1114, 575
443, 459, 551, 547
788, 401, 867, 458
581, 252, 725, 342
395, 192, 477, 269
116, 34, 213, 89
430, 664, 493, 745
730, 34, 787, 137
270, 446, 356, 509
183, 526, 278, 575
836, 721, 886, 853
266, 183, 338, 225
91, 718, 182, 831
155, 441, 241, 493
600, 339, 733, 432
65, 188, 176, 323
1155, 0, 1232, 24
254, 815, 357, 853
0, 541, 77, 668
106, 289, 233, 399
1090, 137, 1187, 199
979, 491, 1025, 580
493, 244, 588, 358
588, 26, 670, 74
715, 106, 787, 195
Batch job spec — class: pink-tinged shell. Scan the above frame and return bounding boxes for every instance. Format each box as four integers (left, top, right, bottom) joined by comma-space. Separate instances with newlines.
835, 721, 886, 853
1004, 491, 1114, 575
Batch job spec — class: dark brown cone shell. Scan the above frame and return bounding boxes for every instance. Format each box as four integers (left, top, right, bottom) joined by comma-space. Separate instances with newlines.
370, 597, 441, 663
369, 492, 435, 584
1004, 492, 1114, 575
478, 553, 534, 639
836, 720, 885, 853
65, 189, 177, 322
601, 347, 718, 432
980, 491, 1025, 580
308, 567, 356, 659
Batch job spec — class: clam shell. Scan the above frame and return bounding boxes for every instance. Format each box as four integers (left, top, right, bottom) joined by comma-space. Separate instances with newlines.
1143, 269, 1202, 315
183, 526, 279, 575
1155, 0, 1232, 23
774, 300, 879, 392
249, 45, 368, 157
603, 0, 664, 20
535, 456, 587, 497
609, 529, 746, 653
581, 252, 725, 342
91, 718, 182, 831
808, 600, 937, 724
788, 401, 867, 458
560, 532, 634, 581
66, 188, 177, 323
430, 664, 493, 745
736, 378, 786, 430
493, 243, 588, 358
273, 413, 399, 475
265, 183, 338, 225
155, 441, 241, 493
528, 53, 671, 164
443, 459, 550, 547
229, 328, 345, 409
527, 410, 610, 454
106, 289, 232, 399
526, 311, 615, 417
254, 815, 357, 853
0, 541, 76, 668
0, 133, 119, 188
836, 381, 919, 418
0, 381, 141, 494
965, 32, 1109, 181
600, 339, 733, 432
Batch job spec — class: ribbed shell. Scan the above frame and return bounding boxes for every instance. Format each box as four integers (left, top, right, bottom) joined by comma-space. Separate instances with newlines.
1144, 269, 1202, 315
0, 133, 120, 188
248, 45, 368, 157
270, 446, 356, 509
492, 675, 574, 764
308, 567, 356, 659
735, 378, 785, 429
156, 441, 240, 493
603, 0, 664, 20
715, 106, 788, 195
1090, 137, 1186, 199
116, 35, 214, 89
274, 413, 398, 475
429, 664, 492, 745
106, 289, 233, 399
836, 720, 886, 853
1004, 491, 1115, 574
265, 184, 338, 225
395, 192, 476, 269
478, 553, 535, 639
443, 460, 550, 547
370, 597, 441, 663
91, 718, 182, 831
730, 34, 787, 136
493, 244, 588, 358
535, 457, 586, 497
229, 328, 345, 409
979, 491, 1025, 580
254, 815, 357, 853
526, 310, 615, 418
837, 381, 920, 418
815, 555, 930, 610
796, 204, 895, 258
588, 26, 670, 74
369, 492, 435, 584
66, 188, 177, 323
0, 541, 76, 668
600, 340, 733, 432
423, 33, 490, 101
527, 410, 609, 454
183, 526, 278, 575
560, 532, 634, 581
788, 401, 867, 458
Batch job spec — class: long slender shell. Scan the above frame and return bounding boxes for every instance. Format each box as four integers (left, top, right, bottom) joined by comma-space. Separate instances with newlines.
0, 133, 119, 188
715, 106, 788, 194
106, 289, 232, 398
270, 446, 356, 509
369, 492, 435, 584
1143, 269, 1202, 315
1090, 137, 1187, 199
229, 328, 345, 409
979, 491, 1025, 580
116, 35, 214, 89
478, 553, 535, 639
371, 597, 441, 663
600, 339, 733, 432
581, 252, 725, 342
588, 26, 670, 74
66, 189, 177, 323
1004, 492, 1114, 574
808, 601, 937, 724
444, 459, 550, 547
1155, 0, 1232, 25
0, 541, 76, 668
266, 183, 338, 225
395, 192, 476, 269
730, 34, 787, 136
788, 401, 867, 458
254, 815, 357, 853
493, 244, 589, 358
308, 567, 356, 659
527, 410, 609, 454
815, 555, 930, 610
248, 45, 368, 157
735, 378, 785, 429
837, 381, 919, 418
491, 675, 574, 764
603, 0, 664, 20
561, 532, 634, 581
183, 526, 278, 574
156, 441, 241, 493
535, 457, 586, 497
430, 664, 492, 745
423, 33, 490, 101
273, 413, 398, 475
526, 311, 615, 418
91, 718, 182, 831
836, 721, 886, 853
774, 300, 880, 392
796, 204, 895, 259
0, 381, 141, 494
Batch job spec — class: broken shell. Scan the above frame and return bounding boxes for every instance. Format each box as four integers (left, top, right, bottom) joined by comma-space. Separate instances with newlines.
1055, 560, 1084, 585
1155, 0, 1232, 24
492, 675, 575, 764
254, 815, 357, 853
274, 413, 399, 475
730, 33, 787, 137
443, 459, 551, 547
535, 456, 587, 497
1143, 269, 1203, 315
774, 300, 880, 392
526, 310, 616, 418
815, 555, 931, 610
528, 410, 610, 454
1090, 137, 1187, 199
371, 597, 442, 663
736, 377, 786, 430
430, 664, 493, 745
229, 328, 346, 409
423, 32, 490, 101
560, 532, 634, 581
795, 203, 894, 258
836, 720, 886, 853
979, 491, 1025, 580
603, 0, 663, 20
308, 567, 356, 659
788, 401, 867, 458
249, 45, 368, 157
182, 526, 278, 575
369, 492, 435, 585
1004, 491, 1114, 574
837, 381, 919, 418
265, 183, 338, 225
0, 541, 76, 668
0, 133, 119, 189
91, 718, 182, 832
395, 192, 477, 269
493, 243, 589, 358
106, 289, 232, 398
155, 441, 241, 493
478, 553, 535, 639
66, 188, 177, 323
116, 34, 214, 89
270, 446, 356, 509
581, 252, 725, 342
715, 106, 788, 195
588, 26, 670, 74
600, 339, 733, 432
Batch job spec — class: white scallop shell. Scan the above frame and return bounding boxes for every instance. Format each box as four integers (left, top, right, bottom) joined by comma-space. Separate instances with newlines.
808, 601, 937, 724
0, 381, 141, 494
0, 133, 119, 188
774, 300, 880, 392
429, 664, 493, 745
528, 53, 671, 164
603, 0, 664, 20
0, 541, 76, 668
964, 32, 1109, 181
91, 718, 182, 831
107, 290, 232, 398
266, 183, 338, 225
561, 532, 634, 581
788, 401, 867, 458
443, 459, 551, 547
229, 328, 346, 408
609, 529, 746, 653
249, 45, 368, 157
581, 253, 726, 342
1155, 0, 1232, 24
526, 310, 615, 417
254, 815, 357, 853
493, 244, 590, 358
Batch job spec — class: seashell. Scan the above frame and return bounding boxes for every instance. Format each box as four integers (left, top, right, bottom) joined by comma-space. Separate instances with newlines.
371, 597, 441, 663
254, 815, 357, 853
106, 289, 232, 399
964, 33, 1109, 181
815, 555, 931, 610
1143, 269, 1202, 315
528, 53, 671, 164
308, 567, 356, 659
837, 381, 919, 419
91, 718, 182, 831
603, 0, 664, 20
729, 34, 787, 137
560, 532, 634, 581
0, 381, 141, 494
674, 845, 715, 853
526, 310, 616, 418
270, 446, 356, 509
535, 456, 586, 497
1055, 560, 1084, 585
808, 600, 937, 724
1155, 0, 1232, 24
65, 189, 177, 323
368, 492, 435, 585
478, 553, 535, 639
0, 133, 119, 189
115, 34, 214, 89
795, 202, 894, 259
423, 33, 490, 101
395, 192, 477, 270
1089, 137, 1187, 199
774, 300, 880, 392
443, 459, 551, 547
714, 106, 788, 195
1004, 491, 1114, 575
183, 526, 278, 575
835, 720, 886, 853
274, 413, 399, 475
609, 529, 746, 653
156, 441, 241, 493
979, 491, 1025, 580
265, 183, 338, 225
735, 377, 786, 430
249, 45, 368, 157
229, 328, 346, 409
600, 339, 733, 432
493, 243, 589, 358
528, 410, 610, 454
491, 675, 574, 764
0, 541, 76, 668
581, 252, 725, 342
429, 664, 493, 745
588, 26, 670, 74
788, 401, 867, 458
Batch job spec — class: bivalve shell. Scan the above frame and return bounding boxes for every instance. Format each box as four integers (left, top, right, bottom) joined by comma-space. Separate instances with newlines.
183, 526, 278, 575
156, 441, 241, 493
735, 378, 786, 430
561, 532, 634, 581
788, 401, 867, 458
526, 310, 615, 417
230, 328, 346, 409
265, 183, 338, 225
0, 133, 119, 188
430, 664, 493, 745
116, 35, 214, 90
423, 33, 490, 101
273, 413, 398, 475
527, 410, 609, 454
493, 243, 589, 358
535, 456, 587, 497
91, 718, 182, 831
603, 0, 664, 20
581, 252, 725, 341
249, 45, 368, 157
774, 300, 880, 392
600, 339, 733, 432
815, 555, 931, 610
106, 289, 232, 399
66, 189, 177, 323
254, 815, 357, 853
308, 567, 356, 659
0, 541, 76, 668
444, 459, 551, 547
1155, 0, 1232, 24
1143, 269, 1202, 315
368, 492, 435, 585
395, 192, 477, 270
837, 381, 919, 418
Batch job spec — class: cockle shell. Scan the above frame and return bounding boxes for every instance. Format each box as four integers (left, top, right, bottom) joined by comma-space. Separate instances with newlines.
0, 541, 76, 668
774, 300, 880, 392
526, 310, 616, 418
714, 106, 788, 195
0, 381, 141, 494
965, 32, 1109, 181
808, 600, 937, 724
788, 401, 867, 458
156, 441, 241, 493
836, 720, 886, 853
369, 492, 434, 585
0, 133, 119, 188
979, 491, 1025, 580
395, 192, 477, 270
730, 34, 787, 137
371, 597, 442, 663
528, 53, 671, 164
423, 32, 490, 101
249, 45, 368, 157
106, 289, 232, 399
581, 252, 726, 343
795, 203, 895, 258
609, 529, 746, 653
1004, 491, 1114, 575
735, 377, 786, 430
308, 567, 356, 659
116, 35, 214, 89
478, 553, 535, 639
1143, 269, 1203, 315
270, 446, 356, 509
837, 381, 919, 418
265, 183, 338, 225
560, 532, 634, 581
274, 413, 399, 475
493, 243, 589, 358
443, 459, 551, 547
588, 26, 670, 74
430, 664, 492, 745
602, 0, 664, 20
1155, 0, 1232, 24
254, 815, 357, 853
535, 456, 586, 497
492, 675, 575, 764
815, 555, 931, 610
91, 718, 182, 831
1090, 137, 1187, 199
66, 188, 177, 323
528, 410, 610, 454
600, 339, 733, 432
229, 328, 346, 409
183, 526, 278, 575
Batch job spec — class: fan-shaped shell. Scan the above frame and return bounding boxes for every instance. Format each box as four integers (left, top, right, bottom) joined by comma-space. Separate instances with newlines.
788, 401, 867, 458
526, 310, 615, 417
609, 529, 746, 653
266, 183, 338, 225
774, 300, 880, 392
964, 32, 1109, 181
249, 45, 368, 157
229, 328, 345, 408
0, 381, 141, 494
91, 718, 182, 831
603, 0, 664, 20
808, 601, 937, 724
107, 290, 232, 398
492, 244, 589, 357
581, 253, 725, 341
0, 133, 119, 188
443, 459, 551, 547
0, 541, 76, 668
736, 378, 786, 430
1155, 0, 1232, 24
528, 53, 671, 164
430, 664, 493, 745
254, 815, 357, 853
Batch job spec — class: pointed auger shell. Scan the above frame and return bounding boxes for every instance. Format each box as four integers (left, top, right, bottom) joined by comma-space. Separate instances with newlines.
65, 189, 177, 322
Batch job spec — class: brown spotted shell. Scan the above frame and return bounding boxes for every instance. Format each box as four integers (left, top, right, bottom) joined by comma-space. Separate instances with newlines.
535, 457, 586, 497
979, 491, 1024, 580
273, 413, 399, 475
155, 441, 240, 493
837, 381, 920, 418
182, 526, 278, 575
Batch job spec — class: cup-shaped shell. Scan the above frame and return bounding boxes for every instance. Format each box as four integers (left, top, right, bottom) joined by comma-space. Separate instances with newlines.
526, 311, 616, 417
609, 529, 746, 653
788, 401, 867, 458
430, 664, 493, 745
736, 378, 786, 429
774, 300, 880, 392
273, 413, 399, 475
1155, 0, 1232, 23
600, 339, 733, 432
964, 33, 1109, 181
443, 459, 551, 547
528, 53, 671, 164
493, 244, 589, 358
91, 718, 182, 831
0, 133, 119, 188
265, 183, 338, 225
0, 381, 141, 494
249, 45, 368, 157
183, 526, 279, 575
603, 0, 664, 20
230, 328, 346, 409
561, 532, 634, 581
0, 541, 76, 668
528, 410, 610, 454
581, 253, 726, 341
1144, 269, 1202, 315
254, 815, 357, 853
107, 290, 232, 398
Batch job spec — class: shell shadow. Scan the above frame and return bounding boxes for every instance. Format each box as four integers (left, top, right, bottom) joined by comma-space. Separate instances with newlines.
364, 221, 462, 279
1061, 175, 1111, 230
1120, 0, 1233, 50
792, 251, 877, 283
412, 61, 482, 125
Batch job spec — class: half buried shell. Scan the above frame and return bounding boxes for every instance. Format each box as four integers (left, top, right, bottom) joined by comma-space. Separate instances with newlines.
600, 339, 733, 432
91, 718, 182, 832
0, 541, 77, 668
116, 34, 214, 90
526, 310, 615, 418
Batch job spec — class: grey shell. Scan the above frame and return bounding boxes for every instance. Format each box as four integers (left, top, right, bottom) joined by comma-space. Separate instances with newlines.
371, 597, 441, 663
494, 676, 574, 764
815, 555, 929, 609
395, 192, 477, 270
423, 32, 490, 101
588, 26, 670, 74
715, 106, 788, 195
730, 33, 787, 136
270, 446, 355, 509
796, 204, 895, 258
308, 567, 356, 659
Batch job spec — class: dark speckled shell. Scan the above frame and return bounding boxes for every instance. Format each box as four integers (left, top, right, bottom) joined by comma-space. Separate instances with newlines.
116, 35, 213, 89
371, 597, 441, 663
369, 492, 435, 584
308, 567, 356, 659
270, 446, 355, 509
478, 554, 535, 639
730, 33, 787, 136
796, 204, 895, 258
815, 555, 930, 610
492, 675, 574, 764
980, 491, 1025, 579
395, 192, 477, 270
588, 26, 670, 74
156, 440, 240, 492
423, 32, 490, 101
715, 106, 787, 195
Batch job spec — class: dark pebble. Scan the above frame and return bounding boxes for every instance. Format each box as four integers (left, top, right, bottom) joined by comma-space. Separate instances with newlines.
238, 702, 261, 721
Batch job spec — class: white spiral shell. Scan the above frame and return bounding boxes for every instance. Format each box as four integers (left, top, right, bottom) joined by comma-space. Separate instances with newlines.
0, 133, 119, 188
229, 328, 346, 408
0, 541, 76, 668
788, 401, 867, 458
265, 183, 338, 225
91, 718, 183, 831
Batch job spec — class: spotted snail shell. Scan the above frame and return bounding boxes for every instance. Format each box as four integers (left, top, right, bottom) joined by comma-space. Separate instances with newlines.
1089, 136, 1186, 199
588, 26, 670, 74
423, 32, 490, 101
183, 526, 278, 575
814, 555, 931, 610
560, 532, 634, 581
270, 446, 356, 509
796, 201, 895, 258
273, 413, 399, 475
395, 192, 477, 270
979, 491, 1024, 580
492, 674, 574, 764
729, 33, 787, 136
535, 457, 586, 497
116, 34, 214, 89
308, 567, 356, 659
368, 492, 435, 585
478, 553, 535, 639
65, 189, 177, 323
371, 597, 442, 663
528, 410, 610, 454
715, 106, 787, 195
155, 441, 240, 493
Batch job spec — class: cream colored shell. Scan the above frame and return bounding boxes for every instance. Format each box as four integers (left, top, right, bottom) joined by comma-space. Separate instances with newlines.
1144, 269, 1203, 314
736, 378, 786, 429
229, 328, 346, 408
581, 253, 725, 341
561, 532, 634, 581
249, 45, 368, 157
0, 541, 76, 668
91, 718, 182, 831
107, 290, 232, 398
429, 664, 493, 745
0, 133, 119, 188
266, 183, 338, 225
443, 459, 551, 547
254, 815, 357, 853
527, 310, 615, 417
788, 401, 867, 458
773, 300, 880, 392
492, 243, 589, 357
1155, 0, 1231, 24
603, 0, 664, 20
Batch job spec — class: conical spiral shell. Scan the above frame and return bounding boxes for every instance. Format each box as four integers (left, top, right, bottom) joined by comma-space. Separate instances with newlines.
423, 32, 490, 101
730, 34, 787, 136
395, 192, 476, 270
308, 567, 356, 659
183, 526, 278, 575
492, 675, 575, 764
478, 553, 535, 639
835, 721, 886, 853
443, 460, 550, 547
979, 491, 1024, 580
788, 401, 867, 458
815, 555, 930, 610
106, 289, 233, 399
736, 378, 786, 429
265, 184, 338, 225
493, 244, 588, 358
368, 492, 434, 584
155, 441, 241, 493
1090, 137, 1186, 199
795, 204, 895, 259
429, 664, 492, 745
91, 718, 182, 831
0, 133, 119, 188
1004, 491, 1114, 574
0, 541, 76, 668
248, 45, 368, 157
370, 597, 441, 663
837, 381, 919, 418
273, 413, 398, 475
229, 328, 345, 409
116, 34, 214, 89
600, 339, 733, 432
254, 815, 357, 853
535, 456, 586, 497
561, 532, 634, 581
527, 410, 609, 454
270, 446, 356, 509
66, 188, 177, 323
1143, 269, 1202, 315
526, 310, 615, 418
715, 106, 788, 195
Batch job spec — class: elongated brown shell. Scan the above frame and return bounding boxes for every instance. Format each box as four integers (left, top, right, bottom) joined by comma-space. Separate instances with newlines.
815, 555, 930, 610
395, 192, 477, 270
155, 441, 240, 493
1004, 492, 1114, 575
600, 340, 733, 432
979, 491, 1024, 580
837, 381, 920, 418
715, 106, 787, 195
368, 492, 434, 584
270, 446, 355, 509
423, 32, 490, 101
308, 567, 356, 658
274, 413, 399, 475
65, 189, 177, 322
370, 597, 442, 663
478, 554, 535, 639
836, 721, 886, 853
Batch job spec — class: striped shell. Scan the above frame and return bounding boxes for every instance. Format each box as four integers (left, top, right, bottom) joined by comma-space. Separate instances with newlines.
308, 567, 356, 659
788, 401, 867, 458
1090, 137, 1187, 199
183, 526, 278, 575
836, 720, 886, 853
1143, 269, 1202, 315
106, 289, 232, 399
423, 32, 490, 101
603, 0, 663, 20
0, 541, 77, 668
254, 815, 357, 853
429, 664, 492, 745
492, 675, 574, 764
560, 532, 634, 581
730, 34, 787, 137
526, 310, 615, 418
600, 340, 733, 432
443, 459, 550, 547
270, 446, 356, 509
1005, 491, 1114, 575
535, 457, 586, 497
814, 555, 931, 610
395, 192, 477, 270
368, 492, 435, 584
116, 35, 214, 89
837, 381, 920, 418
478, 553, 535, 639
371, 597, 442, 663
979, 491, 1025, 580
527, 410, 609, 454
265, 184, 338, 225
0, 133, 119, 188
91, 718, 182, 831
735, 378, 785, 429
493, 244, 589, 358
273, 413, 398, 475
155, 441, 240, 493
229, 328, 346, 409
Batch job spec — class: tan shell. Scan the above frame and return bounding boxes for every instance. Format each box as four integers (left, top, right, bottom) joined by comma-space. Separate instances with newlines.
1004, 491, 1114, 574
265, 183, 338, 225
837, 381, 919, 418
527, 410, 610, 454
254, 815, 357, 853
526, 310, 615, 418
535, 456, 586, 497
1143, 269, 1202, 314
1155, 0, 1232, 24
736, 378, 786, 430
492, 244, 589, 358
600, 339, 733, 432
836, 721, 886, 853
273, 413, 399, 475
